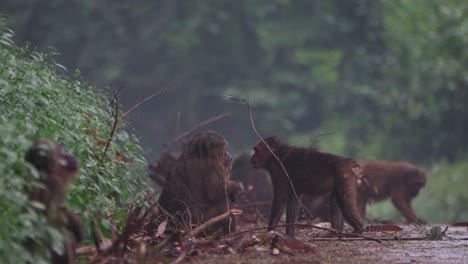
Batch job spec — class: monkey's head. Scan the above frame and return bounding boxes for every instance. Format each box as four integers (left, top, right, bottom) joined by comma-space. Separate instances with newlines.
149, 152, 177, 180
25, 139, 79, 189
407, 168, 427, 198
184, 130, 232, 170
251, 137, 281, 169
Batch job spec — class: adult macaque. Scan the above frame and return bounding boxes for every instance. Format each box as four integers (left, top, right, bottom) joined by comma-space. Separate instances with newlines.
25, 139, 83, 264
356, 160, 427, 224
158, 131, 238, 236
230, 154, 273, 216
251, 137, 364, 237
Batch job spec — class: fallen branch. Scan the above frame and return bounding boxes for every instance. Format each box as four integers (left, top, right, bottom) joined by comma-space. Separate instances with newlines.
187, 209, 243, 238
310, 236, 429, 241
236, 201, 271, 208
223, 223, 383, 243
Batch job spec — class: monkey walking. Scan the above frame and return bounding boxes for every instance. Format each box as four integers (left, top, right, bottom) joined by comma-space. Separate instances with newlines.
251, 137, 364, 237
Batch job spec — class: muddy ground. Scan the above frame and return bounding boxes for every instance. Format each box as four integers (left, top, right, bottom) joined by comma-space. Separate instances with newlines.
192, 224, 468, 264
77, 216, 468, 263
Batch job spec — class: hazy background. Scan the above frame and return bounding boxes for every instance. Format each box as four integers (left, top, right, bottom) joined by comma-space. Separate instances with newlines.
2, 0, 468, 222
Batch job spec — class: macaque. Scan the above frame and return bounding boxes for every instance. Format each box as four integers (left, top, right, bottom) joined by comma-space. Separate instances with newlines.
148, 151, 178, 187
251, 137, 364, 237
25, 139, 83, 264
356, 160, 427, 224
299, 194, 331, 222
158, 131, 238, 236
230, 154, 273, 217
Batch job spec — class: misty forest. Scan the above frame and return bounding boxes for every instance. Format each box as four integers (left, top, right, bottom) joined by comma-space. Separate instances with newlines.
1, 1, 468, 263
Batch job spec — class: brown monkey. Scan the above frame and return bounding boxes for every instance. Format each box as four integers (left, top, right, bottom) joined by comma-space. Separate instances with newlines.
299, 194, 331, 222
356, 160, 427, 224
25, 139, 83, 264
251, 137, 364, 237
158, 131, 238, 236
230, 154, 273, 217
148, 151, 178, 187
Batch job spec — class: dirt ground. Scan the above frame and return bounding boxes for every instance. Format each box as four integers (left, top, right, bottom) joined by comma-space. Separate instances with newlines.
192, 224, 468, 264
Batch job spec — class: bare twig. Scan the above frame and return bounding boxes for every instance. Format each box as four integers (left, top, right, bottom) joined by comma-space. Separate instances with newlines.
102, 84, 124, 156
236, 201, 271, 208
223, 223, 382, 243
310, 236, 428, 241
119, 89, 166, 121
309, 132, 335, 147
187, 209, 243, 238
161, 112, 231, 154
102, 88, 166, 158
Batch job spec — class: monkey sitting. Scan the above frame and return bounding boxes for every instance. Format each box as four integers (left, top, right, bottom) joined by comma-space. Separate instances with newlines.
25, 139, 83, 264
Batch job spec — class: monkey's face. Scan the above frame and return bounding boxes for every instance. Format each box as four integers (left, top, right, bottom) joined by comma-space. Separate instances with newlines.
251, 143, 272, 169
26, 139, 79, 187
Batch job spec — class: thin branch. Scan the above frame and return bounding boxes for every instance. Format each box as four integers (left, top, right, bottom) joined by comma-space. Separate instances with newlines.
119, 88, 167, 121
236, 201, 271, 208
161, 112, 231, 154
310, 236, 428, 241
102, 84, 123, 157
102, 88, 166, 158
187, 209, 243, 238
223, 223, 382, 243
309, 132, 335, 147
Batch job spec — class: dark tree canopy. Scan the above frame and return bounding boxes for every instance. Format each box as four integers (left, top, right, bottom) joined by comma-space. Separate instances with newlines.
2, 0, 468, 163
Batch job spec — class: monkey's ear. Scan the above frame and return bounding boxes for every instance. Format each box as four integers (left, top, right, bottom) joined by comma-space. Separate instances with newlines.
269, 137, 281, 149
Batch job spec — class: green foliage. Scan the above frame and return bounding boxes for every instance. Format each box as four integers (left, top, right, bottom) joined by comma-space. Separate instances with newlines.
414, 159, 468, 223
0, 21, 150, 262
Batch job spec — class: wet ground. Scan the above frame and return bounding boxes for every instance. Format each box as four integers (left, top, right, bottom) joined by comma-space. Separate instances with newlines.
194, 224, 468, 264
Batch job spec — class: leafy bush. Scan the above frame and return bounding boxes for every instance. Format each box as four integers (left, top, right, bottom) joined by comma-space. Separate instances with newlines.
0, 20, 151, 262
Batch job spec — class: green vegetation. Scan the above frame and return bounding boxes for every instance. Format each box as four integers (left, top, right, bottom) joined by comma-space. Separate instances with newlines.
0, 20, 150, 262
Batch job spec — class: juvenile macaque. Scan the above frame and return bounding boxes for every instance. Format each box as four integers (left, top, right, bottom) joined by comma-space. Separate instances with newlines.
158, 131, 238, 236
251, 137, 364, 237
25, 139, 83, 264
148, 151, 178, 187
230, 154, 273, 217
356, 160, 427, 224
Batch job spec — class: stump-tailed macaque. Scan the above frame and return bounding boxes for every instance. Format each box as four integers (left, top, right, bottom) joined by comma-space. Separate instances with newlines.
158, 131, 238, 236
357, 160, 427, 224
251, 137, 364, 237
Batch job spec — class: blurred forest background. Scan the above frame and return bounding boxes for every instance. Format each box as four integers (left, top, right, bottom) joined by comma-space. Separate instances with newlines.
2, 0, 468, 223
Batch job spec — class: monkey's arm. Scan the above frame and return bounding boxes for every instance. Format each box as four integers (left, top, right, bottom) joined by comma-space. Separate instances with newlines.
65, 209, 84, 243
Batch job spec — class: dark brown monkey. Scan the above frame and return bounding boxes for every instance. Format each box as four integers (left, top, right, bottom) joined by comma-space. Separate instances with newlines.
25, 139, 83, 264
299, 194, 331, 222
251, 137, 364, 237
356, 160, 427, 224
230, 154, 273, 216
148, 151, 178, 187
158, 131, 238, 236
